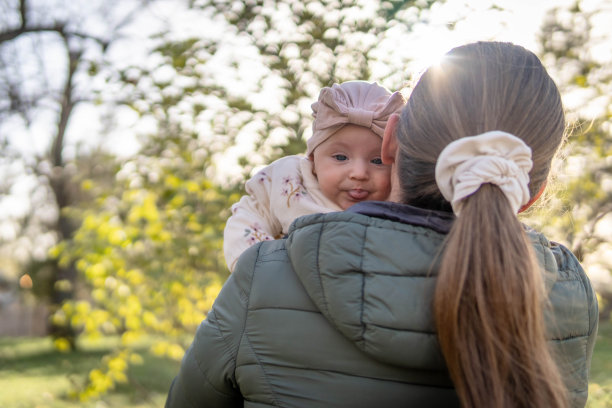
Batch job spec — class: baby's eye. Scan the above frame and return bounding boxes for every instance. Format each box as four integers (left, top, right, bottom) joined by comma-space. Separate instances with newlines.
371, 158, 383, 165
333, 154, 348, 161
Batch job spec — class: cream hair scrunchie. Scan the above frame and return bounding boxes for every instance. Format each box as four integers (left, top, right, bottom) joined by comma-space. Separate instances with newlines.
435, 131, 533, 216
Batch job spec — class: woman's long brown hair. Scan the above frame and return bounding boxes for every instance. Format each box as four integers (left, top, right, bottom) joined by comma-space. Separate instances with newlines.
395, 42, 568, 407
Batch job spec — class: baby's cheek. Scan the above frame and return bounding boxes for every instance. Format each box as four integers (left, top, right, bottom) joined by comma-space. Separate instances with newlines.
382, 169, 393, 188
378, 171, 393, 200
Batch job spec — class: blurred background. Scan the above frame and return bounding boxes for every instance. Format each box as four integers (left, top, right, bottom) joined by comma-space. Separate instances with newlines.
0, 0, 611, 406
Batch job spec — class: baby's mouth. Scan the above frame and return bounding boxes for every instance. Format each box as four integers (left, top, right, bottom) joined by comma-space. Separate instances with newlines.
347, 189, 369, 200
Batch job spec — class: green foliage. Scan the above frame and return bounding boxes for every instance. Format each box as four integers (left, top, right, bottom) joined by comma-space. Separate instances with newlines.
528, 4, 612, 249
524, 0, 612, 317
115, 0, 433, 180
0, 0, 165, 351
196, 0, 400, 165
52, 132, 236, 399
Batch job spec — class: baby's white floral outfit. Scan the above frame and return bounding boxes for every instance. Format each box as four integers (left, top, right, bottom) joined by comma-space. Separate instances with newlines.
223, 155, 341, 271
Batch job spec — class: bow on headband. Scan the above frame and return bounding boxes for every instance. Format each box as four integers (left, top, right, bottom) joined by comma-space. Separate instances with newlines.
307, 81, 406, 155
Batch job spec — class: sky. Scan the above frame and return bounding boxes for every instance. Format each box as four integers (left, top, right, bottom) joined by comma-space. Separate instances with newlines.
387, 0, 572, 72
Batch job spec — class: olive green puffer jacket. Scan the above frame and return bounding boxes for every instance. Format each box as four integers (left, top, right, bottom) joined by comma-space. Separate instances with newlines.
166, 202, 598, 408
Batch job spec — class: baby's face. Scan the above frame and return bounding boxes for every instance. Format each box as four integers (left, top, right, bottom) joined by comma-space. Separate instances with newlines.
311, 124, 391, 210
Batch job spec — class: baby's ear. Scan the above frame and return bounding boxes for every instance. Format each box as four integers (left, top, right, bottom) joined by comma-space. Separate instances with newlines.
308, 153, 317, 176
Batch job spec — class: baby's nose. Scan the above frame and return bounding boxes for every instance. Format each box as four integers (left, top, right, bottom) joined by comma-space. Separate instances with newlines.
349, 161, 368, 179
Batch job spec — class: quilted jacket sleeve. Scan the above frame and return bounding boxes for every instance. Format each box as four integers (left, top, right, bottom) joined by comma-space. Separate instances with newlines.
547, 243, 599, 408
568, 245, 599, 404
165, 245, 259, 407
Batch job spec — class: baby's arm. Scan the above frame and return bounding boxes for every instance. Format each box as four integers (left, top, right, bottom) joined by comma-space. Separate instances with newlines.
223, 167, 282, 272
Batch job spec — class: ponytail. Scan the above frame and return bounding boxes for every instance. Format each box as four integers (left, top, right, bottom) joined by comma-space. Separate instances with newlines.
394, 41, 569, 407
434, 184, 567, 408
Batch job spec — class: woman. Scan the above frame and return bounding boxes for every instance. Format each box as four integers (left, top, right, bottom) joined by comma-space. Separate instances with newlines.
166, 42, 598, 408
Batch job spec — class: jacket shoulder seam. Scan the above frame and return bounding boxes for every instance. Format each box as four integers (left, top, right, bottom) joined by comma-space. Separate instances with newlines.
191, 311, 242, 400
314, 223, 330, 316
358, 224, 368, 343
243, 332, 281, 406
242, 244, 281, 407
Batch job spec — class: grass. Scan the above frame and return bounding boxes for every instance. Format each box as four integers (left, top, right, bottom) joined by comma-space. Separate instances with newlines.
0, 336, 180, 408
587, 318, 612, 407
0, 321, 611, 408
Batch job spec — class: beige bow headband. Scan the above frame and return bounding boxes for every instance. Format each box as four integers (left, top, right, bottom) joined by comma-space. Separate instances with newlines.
307, 81, 406, 156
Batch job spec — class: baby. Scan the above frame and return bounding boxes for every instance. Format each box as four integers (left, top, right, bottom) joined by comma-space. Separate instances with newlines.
223, 81, 406, 271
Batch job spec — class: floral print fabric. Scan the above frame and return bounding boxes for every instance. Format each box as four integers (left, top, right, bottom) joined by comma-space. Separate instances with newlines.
223, 155, 341, 271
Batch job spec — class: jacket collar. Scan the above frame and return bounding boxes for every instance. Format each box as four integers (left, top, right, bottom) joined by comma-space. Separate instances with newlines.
345, 201, 455, 234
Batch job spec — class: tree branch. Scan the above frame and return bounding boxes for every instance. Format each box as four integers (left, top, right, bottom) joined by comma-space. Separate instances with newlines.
0, 24, 63, 43
0, 24, 108, 49
50, 46, 81, 169
19, 0, 27, 29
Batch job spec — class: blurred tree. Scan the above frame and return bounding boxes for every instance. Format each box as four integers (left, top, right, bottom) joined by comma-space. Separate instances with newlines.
54, 131, 234, 399
22, 148, 119, 300
524, 1, 612, 317
0, 0, 158, 347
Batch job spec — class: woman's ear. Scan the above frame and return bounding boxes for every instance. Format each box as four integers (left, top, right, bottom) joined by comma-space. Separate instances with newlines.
382, 114, 400, 165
